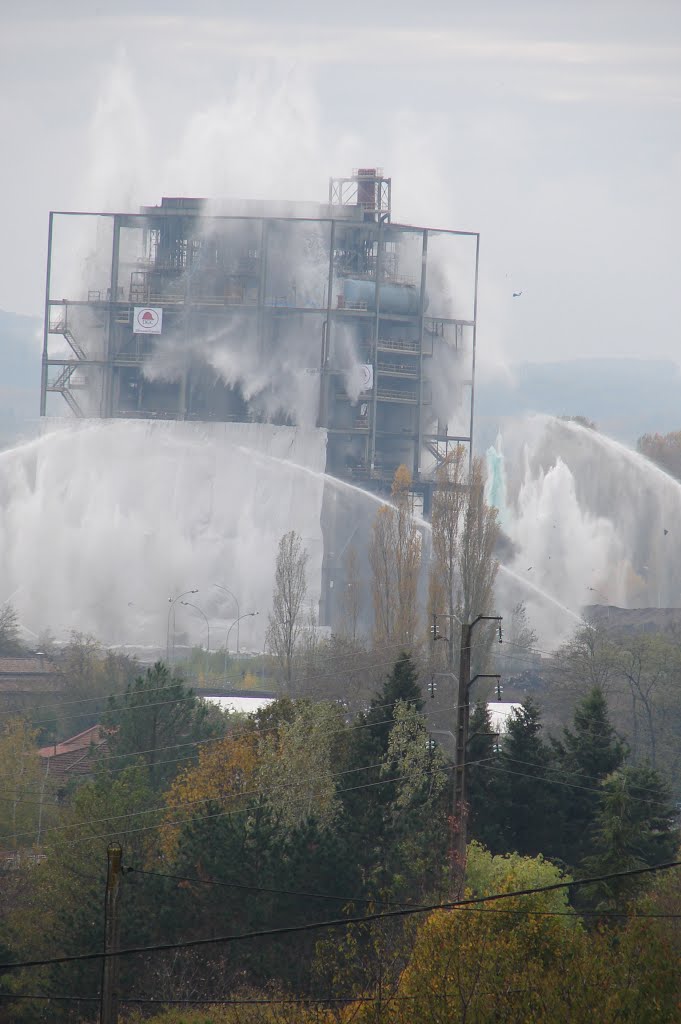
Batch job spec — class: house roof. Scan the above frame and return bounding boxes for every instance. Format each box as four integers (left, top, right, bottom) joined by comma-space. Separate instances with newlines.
0, 656, 56, 676
38, 724, 106, 758
38, 724, 108, 780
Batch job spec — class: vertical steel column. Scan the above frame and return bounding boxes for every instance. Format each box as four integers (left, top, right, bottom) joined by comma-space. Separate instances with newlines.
467, 234, 480, 472
369, 224, 383, 473
40, 212, 54, 417
179, 217, 192, 420
415, 229, 428, 481
257, 219, 269, 368
318, 219, 335, 428
104, 215, 121, 418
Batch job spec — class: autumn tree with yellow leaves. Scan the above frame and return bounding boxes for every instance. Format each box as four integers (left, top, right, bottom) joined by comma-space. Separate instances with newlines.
428, 450, 499, 668
369, 465, 422, 650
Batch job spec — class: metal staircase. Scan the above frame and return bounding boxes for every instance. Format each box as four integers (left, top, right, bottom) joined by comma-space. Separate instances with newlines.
47, 317, 86, 416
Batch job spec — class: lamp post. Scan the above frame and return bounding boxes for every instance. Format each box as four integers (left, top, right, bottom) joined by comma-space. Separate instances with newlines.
166, 589, 198, 664
223, 611, 258, 686
215, 583, 240, 653
180, 601, 210, 679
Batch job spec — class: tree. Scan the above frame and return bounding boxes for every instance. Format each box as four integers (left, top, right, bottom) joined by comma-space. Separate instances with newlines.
161, 731, 259, 858
547, 620, 622, 736
369, 465, 422, 650
256, 700, 346, 833
560, 687, 626, 779
375, 847, 578, 1024
428, 445, 467, 669
560, 414, 598, 431
339, 543, 364, 641
0, 603, 22, 656
618, 634, 676, 768
340, 654, 449, 899
428, 451, 499, 671
37, 632, 140, 742
103, 661, 224, 788
384, 700, 448, 811
498, 601, 537, 676
582, 762, 679, 906
637, 429, 681, 480
267, 530, 309, 690
554, 687, 626, 866
0, 718, 45, 850
493, 699, 562, 858
466, 700, 506, 851
458, 455, 499, 626
365, 651, 423, 754
5, 767, 159, 1021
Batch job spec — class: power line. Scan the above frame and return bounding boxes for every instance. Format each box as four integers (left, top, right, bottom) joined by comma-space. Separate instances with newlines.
475, 760, 677, 805
498, 754, 671, 802
0, 755, 395, 843
0, 756, 473, 850
0, 695, 446, 797
0, 636, 432, 725
1, 859, 678, 972
124, 866, 428, 910
0, 687, 441, 796
124, 866, 681, 921
0, 708, 460, 845
46, 759, 480, 850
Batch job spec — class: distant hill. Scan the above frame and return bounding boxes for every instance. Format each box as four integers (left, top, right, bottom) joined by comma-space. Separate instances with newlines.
0, 310, 41, 448
475, 358, 681, 449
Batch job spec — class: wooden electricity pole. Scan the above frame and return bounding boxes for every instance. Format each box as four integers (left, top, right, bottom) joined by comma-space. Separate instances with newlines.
100, 843, 122, 1024
451, 615, 502, 876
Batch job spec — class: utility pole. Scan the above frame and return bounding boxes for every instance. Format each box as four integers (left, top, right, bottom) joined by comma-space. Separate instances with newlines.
452, 615, 502, 880
100, 843, 122, 1024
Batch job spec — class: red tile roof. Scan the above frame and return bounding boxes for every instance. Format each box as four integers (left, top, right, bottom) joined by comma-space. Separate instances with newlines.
38, 725, 109, 780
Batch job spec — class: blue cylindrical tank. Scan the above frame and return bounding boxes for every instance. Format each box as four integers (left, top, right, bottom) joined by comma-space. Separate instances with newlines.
342, 278, 421, 315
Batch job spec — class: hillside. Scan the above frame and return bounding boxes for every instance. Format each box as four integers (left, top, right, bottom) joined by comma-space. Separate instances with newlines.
475, 357, 681, 448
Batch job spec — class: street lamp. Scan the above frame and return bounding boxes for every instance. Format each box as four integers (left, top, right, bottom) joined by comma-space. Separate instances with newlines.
180, 601, 210, 677
223, 611, 258, 686
214, 583, 240, 653
166, 589, 198, 664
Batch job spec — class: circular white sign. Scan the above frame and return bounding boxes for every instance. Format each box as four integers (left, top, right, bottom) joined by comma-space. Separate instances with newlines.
136, 308, 159, 330
358, 365, 372, 391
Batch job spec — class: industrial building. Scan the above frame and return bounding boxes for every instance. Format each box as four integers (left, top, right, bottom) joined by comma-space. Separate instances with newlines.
41, 169, 479, 507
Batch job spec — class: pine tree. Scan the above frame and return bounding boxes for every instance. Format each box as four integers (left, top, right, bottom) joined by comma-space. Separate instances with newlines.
554, 686, 626, 866
366, 651, 423, 755
103, 662, 221, 788
341, 653, 446, 899
466, 700, 506, 851
581, 762, 679, 907
494, 699, 562, 858
561, 687, 626, 778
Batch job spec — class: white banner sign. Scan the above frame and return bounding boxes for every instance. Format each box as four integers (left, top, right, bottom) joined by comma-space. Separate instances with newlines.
358, 364, 373, 392
133, 307, 163, 335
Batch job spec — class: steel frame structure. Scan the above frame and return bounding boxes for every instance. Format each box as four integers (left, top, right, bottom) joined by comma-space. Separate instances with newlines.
41, 188, 479, 503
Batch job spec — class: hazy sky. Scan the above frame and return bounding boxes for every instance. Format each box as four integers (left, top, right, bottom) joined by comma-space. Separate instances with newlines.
2, 1, 681, 371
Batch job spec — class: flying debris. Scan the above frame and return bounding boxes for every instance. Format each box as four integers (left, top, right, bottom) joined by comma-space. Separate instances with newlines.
527, 567, 533, 571
664, 528, 669, 535
512, 291, 523, 297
